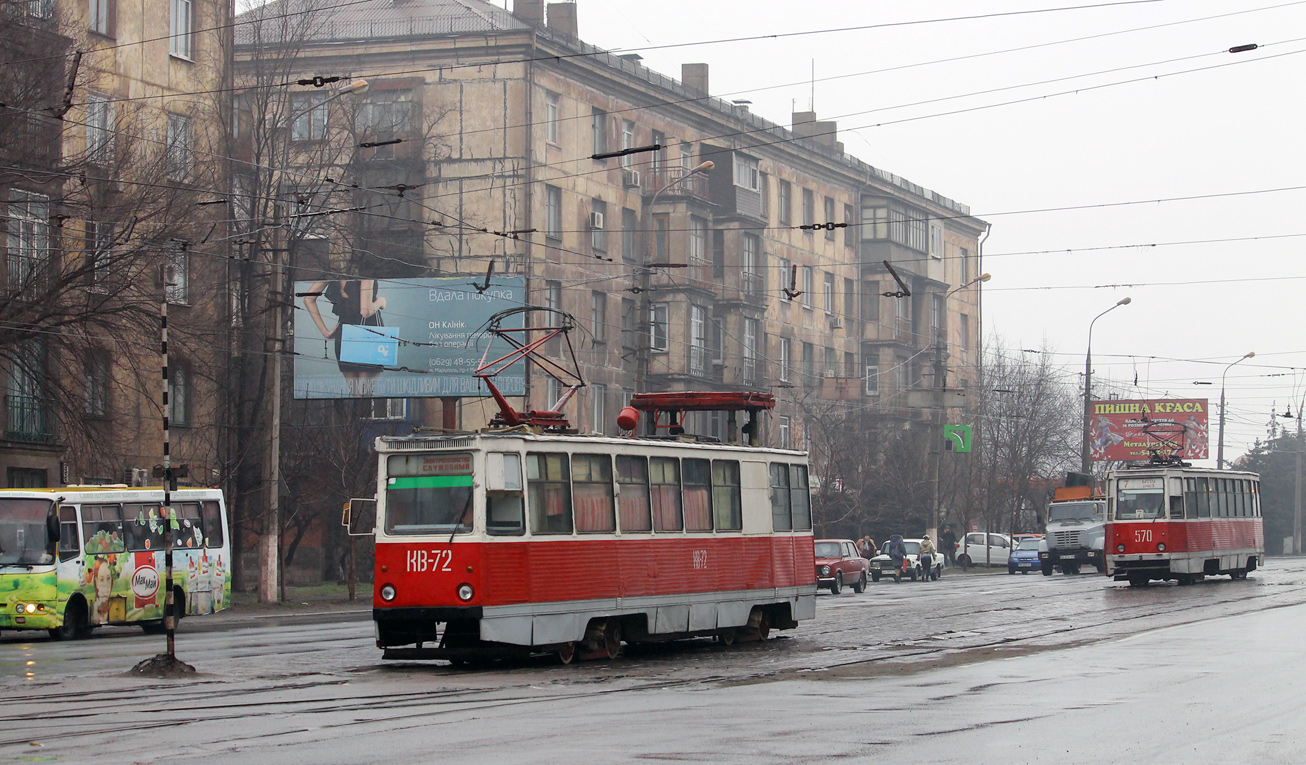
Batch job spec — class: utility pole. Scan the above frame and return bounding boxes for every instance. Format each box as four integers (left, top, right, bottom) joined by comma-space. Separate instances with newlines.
260, 245, 284, 604
929, 333, 946, 541
1295, 410, 1302, 555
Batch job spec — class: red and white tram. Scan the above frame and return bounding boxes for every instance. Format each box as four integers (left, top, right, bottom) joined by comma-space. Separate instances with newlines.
363, 421, 815, 662
1105, 465, 1263, 587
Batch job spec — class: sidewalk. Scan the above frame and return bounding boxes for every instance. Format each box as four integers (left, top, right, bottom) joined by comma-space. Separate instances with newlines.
208, 584, 372, 628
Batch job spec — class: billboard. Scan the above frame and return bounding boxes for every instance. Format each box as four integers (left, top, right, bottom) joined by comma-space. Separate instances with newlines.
292, 276, 525, 399
1089, 398, 1209, 462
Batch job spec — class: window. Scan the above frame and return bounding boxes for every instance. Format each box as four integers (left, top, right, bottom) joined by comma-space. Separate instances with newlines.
688, 216, 708, 265
778, 337, 791, 382
932, 294, 944, 334
169, 0, 193, 58
165, 113, 192, 181
385, 453, 475, 536
802, 342, 814, 385
906, 209, 928, 252
864, 364, 879, 396
654, 214, 668, 261
689, 305, 708, 376
770, 463, 792, 531
359, 91, 412, 135
590, 385, 606, 434
650, 457, 682, 531
84, 353, 109, 417
778, 416, 791, 449
528, 453, 572, 534
790, 464, 812, 530
742, 318, 758, 384
734, 154, 759, 190
844, 204, 855, 248
616, 456, 652, 532
290, 93, 327, 142
650, 303, 669, 352
824, 196, 836, 240
7, 191, 49, 292
777, 180, 792, 226
845, 351, 857, 378
862, 281, 879, 320
591, 107, 607, 154
89, 0, 112, 35
760, 173, 770, 220
544, 280, 561, 313
544, 92, 559, 143
590, 198, 606, 252
166, 362, 190, 426
712, 460, 742, 531
801, 266, 813, 309
621, 208, 636, 262
960, 247, 970, 283
824, 347, 837, 377
369, 398, 409, 420
680, 141, 694, 171
742, 233, 761, 296
864, 206, 889, 240
87, 221, 112, 291
82, 505, 126, 552
590, 291, 606, 342
802, 188, 815, 228
165, 243, 188, 304
960, 314, 970, 350
86, 94, 113, 164
572, 454, 615, 532
844, 278, 855, 320
545, 185, 562, 240
546, 377, 562, 409
651, 130, 665, 175
621, 120, 635, 167
6, 339, 49, 441
930, 223, 943, 259
683, 459, 712, 531
824, 272, 835, 314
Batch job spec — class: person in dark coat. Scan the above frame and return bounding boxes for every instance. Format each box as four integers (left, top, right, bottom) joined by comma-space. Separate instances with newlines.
939, 525, 957, 566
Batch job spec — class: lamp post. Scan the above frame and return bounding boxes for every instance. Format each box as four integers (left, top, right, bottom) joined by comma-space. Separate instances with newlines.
633, 160, 714, 395
929, 272, 991, 541
1216, 351, 1255, 469
259, 79, 369, 604
1079, 297, 1131, 474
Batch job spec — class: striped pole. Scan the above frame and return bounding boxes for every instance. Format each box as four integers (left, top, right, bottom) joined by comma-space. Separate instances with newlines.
161, 299, 176, 660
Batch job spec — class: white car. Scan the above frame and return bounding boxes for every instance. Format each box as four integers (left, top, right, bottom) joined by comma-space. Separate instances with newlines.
869, 539, 944, 582
955, 532, 1012, 568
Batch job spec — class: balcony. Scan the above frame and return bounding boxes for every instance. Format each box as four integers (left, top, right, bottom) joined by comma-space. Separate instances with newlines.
5, 394, 55, 443
646, 168, 711, 205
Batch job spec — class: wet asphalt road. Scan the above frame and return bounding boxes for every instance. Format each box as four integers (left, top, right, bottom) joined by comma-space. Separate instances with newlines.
4, 558, 1306, 763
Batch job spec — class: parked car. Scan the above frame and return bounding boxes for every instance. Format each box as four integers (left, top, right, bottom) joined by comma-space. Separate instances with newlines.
956, 532, 1012, 568
1008, 537, 1043, 574
869, 539, 943, 582
814, 539, 870, 594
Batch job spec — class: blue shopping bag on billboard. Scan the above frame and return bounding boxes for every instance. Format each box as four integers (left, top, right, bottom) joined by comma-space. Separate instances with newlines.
340, 325, 400, 367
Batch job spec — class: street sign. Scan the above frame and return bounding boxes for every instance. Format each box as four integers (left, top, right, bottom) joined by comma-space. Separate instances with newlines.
944, 424, 973, 452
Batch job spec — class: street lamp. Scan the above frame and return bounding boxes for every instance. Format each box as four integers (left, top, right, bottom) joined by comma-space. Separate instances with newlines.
1080, 297, 1131, 474
929, 272, 992, 541
1217, 351, 1255, 468
634, 160, 714, 394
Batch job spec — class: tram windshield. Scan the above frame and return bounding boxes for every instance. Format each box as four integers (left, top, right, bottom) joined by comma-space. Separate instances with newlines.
0, 498, 55, 566
1115, 489, 1166, 520
384, 453, 474, 536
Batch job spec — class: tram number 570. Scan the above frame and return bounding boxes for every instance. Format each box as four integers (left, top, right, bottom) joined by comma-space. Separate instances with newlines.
1134, 529, 1153, 543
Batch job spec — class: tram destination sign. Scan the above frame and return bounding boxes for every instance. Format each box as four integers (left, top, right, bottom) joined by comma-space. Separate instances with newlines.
292, 276, 525, 399
1089, 398, 1209, 462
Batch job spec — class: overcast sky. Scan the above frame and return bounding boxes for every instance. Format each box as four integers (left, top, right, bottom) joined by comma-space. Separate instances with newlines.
486, 0, 1306, 465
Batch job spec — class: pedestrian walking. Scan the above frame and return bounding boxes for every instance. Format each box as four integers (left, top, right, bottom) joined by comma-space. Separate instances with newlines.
939, 525, 957, 566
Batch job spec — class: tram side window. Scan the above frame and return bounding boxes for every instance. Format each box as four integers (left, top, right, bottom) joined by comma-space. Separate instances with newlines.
81, 504, 126, 553
790, 464, 812, 530
1250, 481, 1260, 516
176, 503, 204, 549
770, 463, 792, 531
573, 454, 616, 533
528, 453, 573, 534
650, 457, 683, 532
683, 458, 712, 532
122, 503, 165, 552
1183, 478, 1196, 519
1195, 478, 1210, 517
486, 453, 525, 535
202, 500, 226, 547
1169, 494, 1184, 519
616, 456, 652, 532
712, 460, 742, 531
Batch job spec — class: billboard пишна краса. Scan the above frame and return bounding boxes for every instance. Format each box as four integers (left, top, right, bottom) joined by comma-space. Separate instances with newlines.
1089, 398, 1209, 462
292, 276, 525, 399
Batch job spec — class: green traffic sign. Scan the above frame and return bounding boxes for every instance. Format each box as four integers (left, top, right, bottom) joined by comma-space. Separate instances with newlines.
944, 424, 973, 453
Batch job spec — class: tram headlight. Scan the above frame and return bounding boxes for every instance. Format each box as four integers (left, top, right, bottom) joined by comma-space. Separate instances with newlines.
380, 584, 397, 602
1157, 543, 1167, 552
457, 584, 474, 602
1116, 543, 1126, 553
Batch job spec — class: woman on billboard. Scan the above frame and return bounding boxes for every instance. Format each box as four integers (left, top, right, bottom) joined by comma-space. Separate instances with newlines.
303, 279, 387, 397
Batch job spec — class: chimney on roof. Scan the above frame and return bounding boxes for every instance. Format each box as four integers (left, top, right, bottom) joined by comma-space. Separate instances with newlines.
682, 63, 709, 95
513, 0, 544, 26
792, 111, 839, 151
546, 2, 578, 38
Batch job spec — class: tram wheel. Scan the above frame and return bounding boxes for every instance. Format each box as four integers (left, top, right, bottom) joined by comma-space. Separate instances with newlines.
555, 642, 576, 665
1128, 576, 1148, 588
716, 628, 737, 647
602, 621, 622, 660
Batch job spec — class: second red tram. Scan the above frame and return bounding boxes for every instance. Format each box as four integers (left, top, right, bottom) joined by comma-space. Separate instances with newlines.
362, 430, 816, 662
1105, 465, 1263, 587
